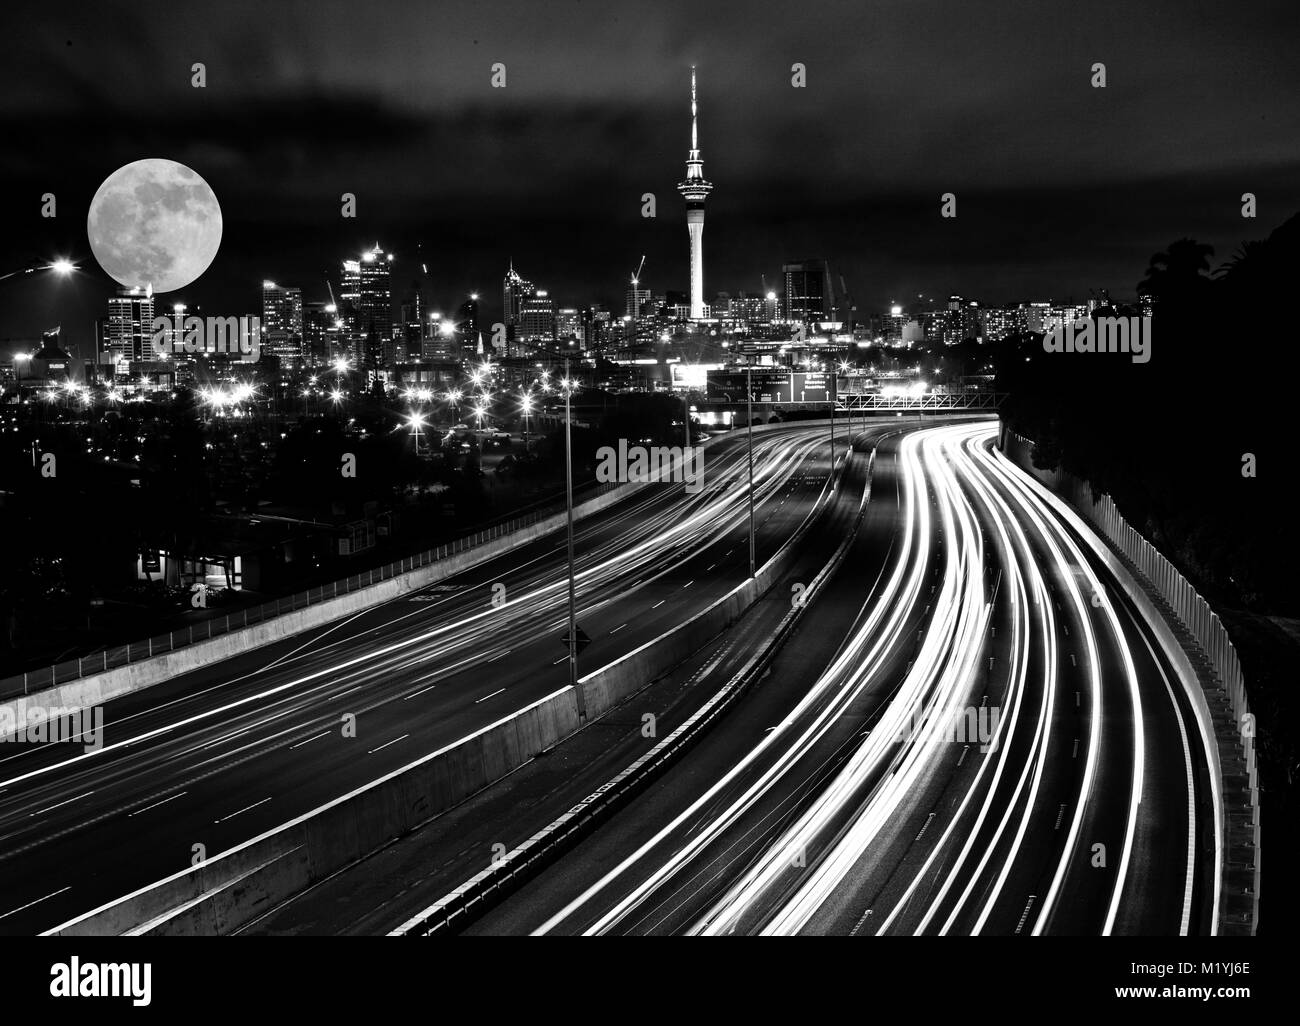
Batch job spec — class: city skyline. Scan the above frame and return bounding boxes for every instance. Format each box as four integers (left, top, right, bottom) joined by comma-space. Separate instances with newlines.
2, 0, 1297, 353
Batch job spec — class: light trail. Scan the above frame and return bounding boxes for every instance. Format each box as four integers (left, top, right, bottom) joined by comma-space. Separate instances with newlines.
529, 422, 1196, 936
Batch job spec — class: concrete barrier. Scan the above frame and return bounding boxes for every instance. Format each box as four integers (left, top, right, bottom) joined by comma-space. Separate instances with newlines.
49, 687, 584, 936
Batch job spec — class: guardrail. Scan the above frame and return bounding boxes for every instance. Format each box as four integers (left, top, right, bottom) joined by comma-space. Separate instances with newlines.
0, 480, 626, 701
1002, 428, 1259, 934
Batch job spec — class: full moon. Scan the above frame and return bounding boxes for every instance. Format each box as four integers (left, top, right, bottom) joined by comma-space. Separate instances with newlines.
87, 158, 222, 295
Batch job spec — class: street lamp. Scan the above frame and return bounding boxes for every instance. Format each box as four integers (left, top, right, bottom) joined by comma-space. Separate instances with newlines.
521, 391, 534, 447
0, 258, 77, 283
747, 364, 755, 577
405, 410, 428, 455
562, 360, 586, 722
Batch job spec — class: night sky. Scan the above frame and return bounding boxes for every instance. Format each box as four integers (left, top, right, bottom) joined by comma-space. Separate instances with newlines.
1, 0, 1297, 355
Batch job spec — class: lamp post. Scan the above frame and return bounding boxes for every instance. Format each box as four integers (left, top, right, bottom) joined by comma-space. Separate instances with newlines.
563, 359, 586, 721
840, 360, 852, 456
406, 410, 427, 456
830, 386, 835, 477
747, 364, 755, 577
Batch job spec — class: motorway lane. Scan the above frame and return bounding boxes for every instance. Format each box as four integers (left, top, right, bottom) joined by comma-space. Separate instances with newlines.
0, 423, 836, 934
463, 422, 930, 935
244, 425, 895, 934
463, 422, 1214, 935
809, 429, 1210, 936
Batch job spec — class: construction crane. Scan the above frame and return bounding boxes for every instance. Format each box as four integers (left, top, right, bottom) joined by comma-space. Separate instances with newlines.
627, 255, 647, 324
839, 274, 855, 327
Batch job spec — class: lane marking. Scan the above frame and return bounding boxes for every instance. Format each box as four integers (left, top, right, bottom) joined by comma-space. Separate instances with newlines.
128, 792, 188, 818
0, 886, 70, 922
214, 796, 271, 824
29, 791, 94, 817
289, 731, 329, 750
403, 682, 440, 700
475, 688, 506, 704
1014, 895, 1037, 935
368, 734, 409, 754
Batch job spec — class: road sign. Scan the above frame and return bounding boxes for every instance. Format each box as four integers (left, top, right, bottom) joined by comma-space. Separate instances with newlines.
560, 626, 592, 652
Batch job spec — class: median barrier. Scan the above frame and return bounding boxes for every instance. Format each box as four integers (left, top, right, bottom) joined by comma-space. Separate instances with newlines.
48, 686, 584, 936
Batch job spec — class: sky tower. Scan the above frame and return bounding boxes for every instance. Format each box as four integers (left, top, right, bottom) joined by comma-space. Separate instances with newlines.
677, 66, 713, 320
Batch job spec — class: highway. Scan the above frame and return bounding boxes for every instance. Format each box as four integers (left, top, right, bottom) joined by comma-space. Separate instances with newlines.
0, 422, 848, 935
441, 422, 1217, 936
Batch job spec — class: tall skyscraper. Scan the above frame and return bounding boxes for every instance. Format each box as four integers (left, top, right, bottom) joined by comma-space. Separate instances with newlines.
556, 307, 581, 344
341, 245, 393, 369
625, 281, 651, 321
399, 294, 423, 362
454, 294, 479, 355
520, 290, 556, 347
677, 67, 713, 320
303, 301, 344, 366
503, 262, 535, 357
261, 281, 304, 363
783, 260, 833, 323
105, 287, 154, 364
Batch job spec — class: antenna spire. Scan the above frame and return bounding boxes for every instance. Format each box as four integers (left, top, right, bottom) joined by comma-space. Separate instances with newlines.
690, 66, 698, 152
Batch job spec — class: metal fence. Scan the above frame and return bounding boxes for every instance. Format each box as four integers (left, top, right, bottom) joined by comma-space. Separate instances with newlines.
1004, 431, 1259, 930
0, 479, 625, 701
